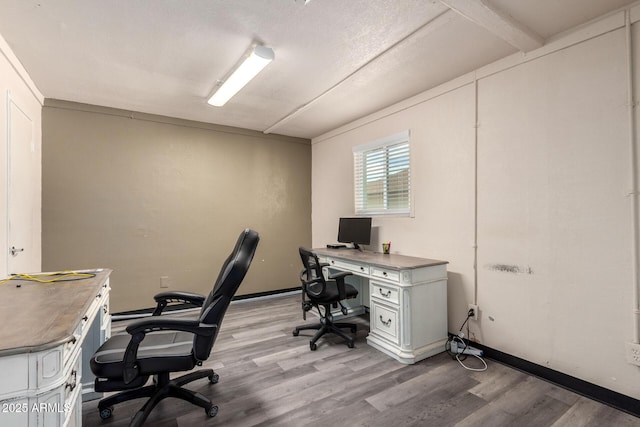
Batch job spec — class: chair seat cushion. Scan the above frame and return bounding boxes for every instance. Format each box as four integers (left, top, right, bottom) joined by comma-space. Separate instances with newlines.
91, 330, 196, 379
308, 280, 358, 303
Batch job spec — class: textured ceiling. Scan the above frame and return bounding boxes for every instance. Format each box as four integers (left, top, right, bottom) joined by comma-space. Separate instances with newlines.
0, 0, 636, 139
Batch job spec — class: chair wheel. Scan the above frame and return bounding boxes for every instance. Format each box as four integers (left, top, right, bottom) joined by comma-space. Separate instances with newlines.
99, 406, 113, 420
209, 373, 219, 384
292, 330, 299, 336
310, 342, 317, 351
348, 342, 354, 349
206, 405, 218, 418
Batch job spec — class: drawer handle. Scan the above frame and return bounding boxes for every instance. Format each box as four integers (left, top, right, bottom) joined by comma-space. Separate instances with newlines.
65, 370, 77, 392
379, 288, 391, 298
382, 271, 388, 277
103, 304, 108, 314
360, 266, 364, 271
331, 260, 335, 265
97, 293, 102, 298
379, 316, 392, 327
82, 316, 88, 322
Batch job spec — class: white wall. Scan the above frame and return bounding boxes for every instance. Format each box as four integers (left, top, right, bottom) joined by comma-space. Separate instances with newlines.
312, 82, 477, 333
477, 27, 630, 385
312, 8, 640, 399
0, 35, 43, 278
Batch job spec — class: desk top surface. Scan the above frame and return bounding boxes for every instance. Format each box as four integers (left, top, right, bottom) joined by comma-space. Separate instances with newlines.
313, 248, 448, 270
0, 269, 112, 356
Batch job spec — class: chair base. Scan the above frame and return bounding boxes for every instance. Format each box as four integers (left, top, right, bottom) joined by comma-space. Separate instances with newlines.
293, 310, 357, 350
97, 370, 219, 427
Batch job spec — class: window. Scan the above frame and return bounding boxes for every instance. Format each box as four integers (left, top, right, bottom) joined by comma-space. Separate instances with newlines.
353, 130, 411, 216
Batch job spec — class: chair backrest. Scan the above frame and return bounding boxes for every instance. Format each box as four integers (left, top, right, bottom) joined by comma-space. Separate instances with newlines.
299, 247, 326, 296
193, 229, 260, 360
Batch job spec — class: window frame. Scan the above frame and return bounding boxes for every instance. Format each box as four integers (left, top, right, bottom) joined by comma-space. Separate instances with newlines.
353, 130, 412, 217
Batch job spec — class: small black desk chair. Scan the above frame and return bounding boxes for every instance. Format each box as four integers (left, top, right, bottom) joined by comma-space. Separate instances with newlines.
293, 247, 359, 350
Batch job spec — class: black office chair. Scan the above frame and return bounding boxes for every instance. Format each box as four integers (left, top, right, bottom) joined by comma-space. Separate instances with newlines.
90, 229, 259, 427
292, 247, 358, 350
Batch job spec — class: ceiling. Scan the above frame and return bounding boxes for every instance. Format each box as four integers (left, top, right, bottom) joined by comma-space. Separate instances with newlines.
0, 0, 636, 139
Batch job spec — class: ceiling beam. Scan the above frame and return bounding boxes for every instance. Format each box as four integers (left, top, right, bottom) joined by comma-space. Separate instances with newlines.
263, 9, 455, 135
440, 0, 543, 52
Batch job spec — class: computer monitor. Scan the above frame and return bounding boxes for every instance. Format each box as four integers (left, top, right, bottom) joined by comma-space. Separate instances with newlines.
337, 217, 372, 249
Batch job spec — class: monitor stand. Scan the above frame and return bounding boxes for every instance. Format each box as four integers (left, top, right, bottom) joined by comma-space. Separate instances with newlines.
326, 243, 347, 249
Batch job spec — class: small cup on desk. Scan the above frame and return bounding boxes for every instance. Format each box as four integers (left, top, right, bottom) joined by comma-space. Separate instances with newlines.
382, 242, 391, 254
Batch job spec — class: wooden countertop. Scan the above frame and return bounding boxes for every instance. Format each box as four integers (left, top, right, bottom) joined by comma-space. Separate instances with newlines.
313, 248, 448, 270
0, 269, 112, 356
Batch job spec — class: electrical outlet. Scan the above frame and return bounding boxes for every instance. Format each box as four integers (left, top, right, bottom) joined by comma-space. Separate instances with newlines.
625, 342, 640, 366
160, 276, 170, 288
468, 304, 479, 321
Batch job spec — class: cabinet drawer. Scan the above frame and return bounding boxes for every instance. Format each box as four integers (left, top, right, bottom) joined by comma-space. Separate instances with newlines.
371, 267, 400, 282
327, 258, 369, 275
370, 282, 400, 305
36, 355, 80, 426
371, 302, 399, 345
63, 325, 82, 367
63, 356, 81, 411
101, 298, 110, 326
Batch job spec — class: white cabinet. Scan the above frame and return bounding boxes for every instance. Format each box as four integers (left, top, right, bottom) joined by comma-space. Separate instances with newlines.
315, 249, 447, 364
371, 282, 400, 305
370, 299, 400, 345
367, 265, 448, 364
0, 270, 112, 426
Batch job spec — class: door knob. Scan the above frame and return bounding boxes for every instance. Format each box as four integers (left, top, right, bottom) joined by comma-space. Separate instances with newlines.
10, 246, 24, 256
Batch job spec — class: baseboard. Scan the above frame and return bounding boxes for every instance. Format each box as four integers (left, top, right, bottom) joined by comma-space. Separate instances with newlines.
232, 287, 300, 301
111, 287, 301, 320
470, 341, 640, 418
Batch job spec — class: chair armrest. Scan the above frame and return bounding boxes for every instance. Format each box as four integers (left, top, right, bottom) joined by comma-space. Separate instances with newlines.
152, 291, 206, 316
300, 269, 327, 298
121, 318, 217, 384
328, 271, 352, 300
328, 271, 352, 281
126, 317, 215, 336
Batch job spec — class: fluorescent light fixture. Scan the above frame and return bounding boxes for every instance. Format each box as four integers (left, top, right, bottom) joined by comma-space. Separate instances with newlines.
207, 45, 275, 107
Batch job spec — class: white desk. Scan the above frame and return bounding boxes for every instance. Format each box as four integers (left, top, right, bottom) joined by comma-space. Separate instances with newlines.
0, 269, 111, 427
314, 248, 448, 364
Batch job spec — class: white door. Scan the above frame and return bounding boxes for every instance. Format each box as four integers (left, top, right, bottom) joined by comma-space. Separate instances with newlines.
7, 93, 37, 275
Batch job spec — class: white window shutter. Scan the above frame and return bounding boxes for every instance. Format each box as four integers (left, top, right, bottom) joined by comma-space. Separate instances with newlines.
353, 131, 411, 216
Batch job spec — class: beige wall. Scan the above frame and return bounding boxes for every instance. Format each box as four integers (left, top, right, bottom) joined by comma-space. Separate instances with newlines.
42, 101, 310, 312
312, 9, 640, 399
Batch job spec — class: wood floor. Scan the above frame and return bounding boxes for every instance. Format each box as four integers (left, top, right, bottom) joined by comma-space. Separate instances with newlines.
83, 294, 639, 426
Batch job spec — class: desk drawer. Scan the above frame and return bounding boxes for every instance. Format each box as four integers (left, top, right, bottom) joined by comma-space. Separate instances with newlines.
82, 285, 106, 338
36, 353, 80, 426
370, 281, 400, 305
371, 267, 400, 282
63, 326, 81, 368
327, 258, 369, 275
371, 301, 400, 345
